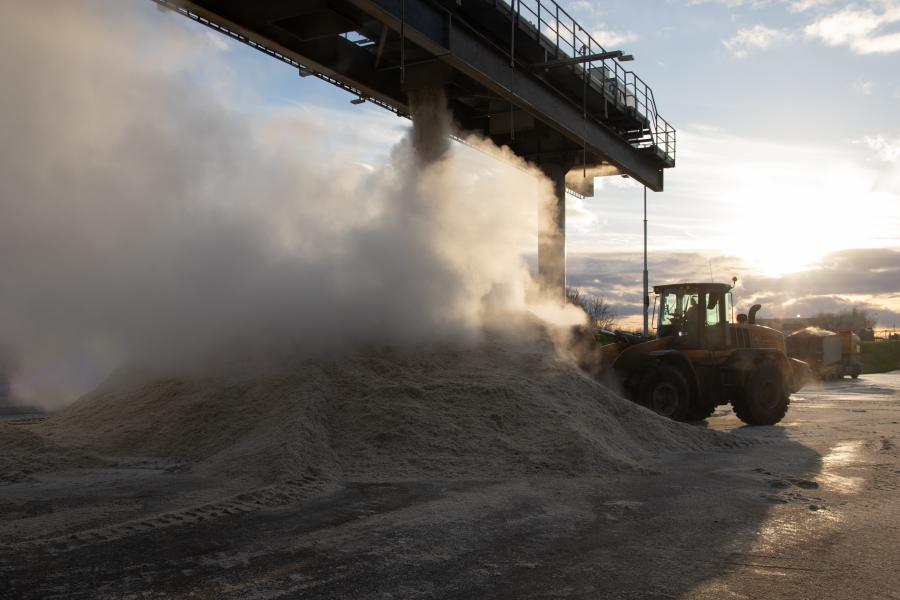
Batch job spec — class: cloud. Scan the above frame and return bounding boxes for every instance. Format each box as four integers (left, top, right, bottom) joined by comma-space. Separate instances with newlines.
688, 0, 777, 7
745, 248, 900, 297
565, 125, 899, 282
566, 193, 600, 232
862, 135, 900, 161
568, 1, 601, 17
554, 1, 637, 48
591, 26, 639, 48
691, 0, 900, 55
652, 127, 900, 267
566, 248, 900, 329
722, 24, 794, 57
565, 250, 750, 321
853, 80, 875, 95
203, 30, 230, 52
805, 4, 900, 54
789, 0, 836, 12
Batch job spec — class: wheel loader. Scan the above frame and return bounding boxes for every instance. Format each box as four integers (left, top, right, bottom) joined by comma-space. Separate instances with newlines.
586, 282, 811, 426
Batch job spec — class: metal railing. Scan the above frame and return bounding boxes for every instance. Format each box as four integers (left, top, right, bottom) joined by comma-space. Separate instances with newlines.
496, 0, 676, 165
151, 0, 674, 166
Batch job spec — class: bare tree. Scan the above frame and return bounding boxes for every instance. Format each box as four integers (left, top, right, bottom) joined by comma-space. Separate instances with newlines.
566, 287, 618, 331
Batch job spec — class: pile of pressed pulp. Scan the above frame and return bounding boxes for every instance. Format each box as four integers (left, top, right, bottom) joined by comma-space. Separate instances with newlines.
3, 323, 747, 485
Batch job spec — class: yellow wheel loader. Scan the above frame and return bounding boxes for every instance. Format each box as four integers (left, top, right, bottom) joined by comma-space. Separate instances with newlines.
591, 283, 811, 426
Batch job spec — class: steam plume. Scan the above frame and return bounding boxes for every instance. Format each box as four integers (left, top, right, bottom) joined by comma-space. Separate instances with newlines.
0, 1, 576, 408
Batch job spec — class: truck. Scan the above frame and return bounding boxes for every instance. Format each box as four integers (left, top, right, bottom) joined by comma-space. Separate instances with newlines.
580, 282, 811, 426
786, 328, 862, 380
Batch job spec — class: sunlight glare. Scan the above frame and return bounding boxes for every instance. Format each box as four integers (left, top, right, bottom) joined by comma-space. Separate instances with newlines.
727, 163, 879, 277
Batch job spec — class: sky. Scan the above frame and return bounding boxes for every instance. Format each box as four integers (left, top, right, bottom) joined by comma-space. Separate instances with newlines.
3, 0, 896, 407
158, 0, 900, 327
561, 0, 900, 329
37, 1, 900, 331
153, 0, 898, 329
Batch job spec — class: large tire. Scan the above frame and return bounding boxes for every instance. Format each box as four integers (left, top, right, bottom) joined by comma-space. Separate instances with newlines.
732, 362, 790, 426
639, 364, 691, 421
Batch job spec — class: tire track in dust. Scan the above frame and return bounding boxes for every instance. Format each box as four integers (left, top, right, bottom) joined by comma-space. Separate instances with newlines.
2, 475, 329, 552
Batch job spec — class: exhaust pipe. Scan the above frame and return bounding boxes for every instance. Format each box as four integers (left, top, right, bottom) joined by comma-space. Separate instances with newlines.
748, 304, 762, 324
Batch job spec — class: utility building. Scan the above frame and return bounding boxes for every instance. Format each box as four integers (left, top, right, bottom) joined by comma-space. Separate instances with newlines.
155, 0, 676, 293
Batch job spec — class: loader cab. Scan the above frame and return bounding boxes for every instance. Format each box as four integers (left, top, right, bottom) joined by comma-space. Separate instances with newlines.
654, 283, 732, 349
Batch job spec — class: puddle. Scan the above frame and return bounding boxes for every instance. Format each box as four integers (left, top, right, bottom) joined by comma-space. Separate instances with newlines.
818, 441, 865, 493
817, 472, 863, 493
748, 440, 868, 554
822, 441, 863, 465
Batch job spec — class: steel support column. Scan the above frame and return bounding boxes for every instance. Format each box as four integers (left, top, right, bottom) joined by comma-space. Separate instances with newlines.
643, 186, 649, 337
537, 162, 568, 296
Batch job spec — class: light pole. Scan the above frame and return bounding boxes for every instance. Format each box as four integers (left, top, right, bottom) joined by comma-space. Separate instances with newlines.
643, 186, 649, 337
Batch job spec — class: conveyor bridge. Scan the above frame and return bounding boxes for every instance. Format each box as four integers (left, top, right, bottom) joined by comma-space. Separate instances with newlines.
153, 0, 677, 290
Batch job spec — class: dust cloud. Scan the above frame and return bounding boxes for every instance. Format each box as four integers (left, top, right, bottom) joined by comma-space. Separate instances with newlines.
0, 1, 579, 408
793, 327, 837, 337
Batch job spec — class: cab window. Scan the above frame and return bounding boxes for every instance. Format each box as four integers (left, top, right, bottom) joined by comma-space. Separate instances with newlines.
659, 291, 701, 337
706, 295, 721, 326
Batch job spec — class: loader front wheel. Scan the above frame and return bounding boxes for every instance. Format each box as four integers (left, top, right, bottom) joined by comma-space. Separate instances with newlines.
732, 362, 790, 426
639, 364, 691, 421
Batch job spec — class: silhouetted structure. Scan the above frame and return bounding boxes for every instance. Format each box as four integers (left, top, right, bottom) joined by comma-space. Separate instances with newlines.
155, 0, 676, 292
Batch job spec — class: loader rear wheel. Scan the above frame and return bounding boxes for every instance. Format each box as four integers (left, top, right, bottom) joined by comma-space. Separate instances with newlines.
732, 362, 790, 426
639, 364, 690, 421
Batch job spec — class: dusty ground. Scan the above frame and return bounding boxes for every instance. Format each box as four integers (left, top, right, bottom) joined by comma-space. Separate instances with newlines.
1, 373, 898, 599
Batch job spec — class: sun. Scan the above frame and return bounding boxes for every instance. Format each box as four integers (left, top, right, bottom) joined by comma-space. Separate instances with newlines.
723, 162, 884, 278
741, 241, 825, 278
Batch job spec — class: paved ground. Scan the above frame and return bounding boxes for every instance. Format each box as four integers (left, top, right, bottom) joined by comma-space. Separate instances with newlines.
1, 373, 898, 599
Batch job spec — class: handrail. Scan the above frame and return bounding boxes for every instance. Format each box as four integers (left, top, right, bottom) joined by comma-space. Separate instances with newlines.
499, 0, 675, 164
153, 0, 674, 165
